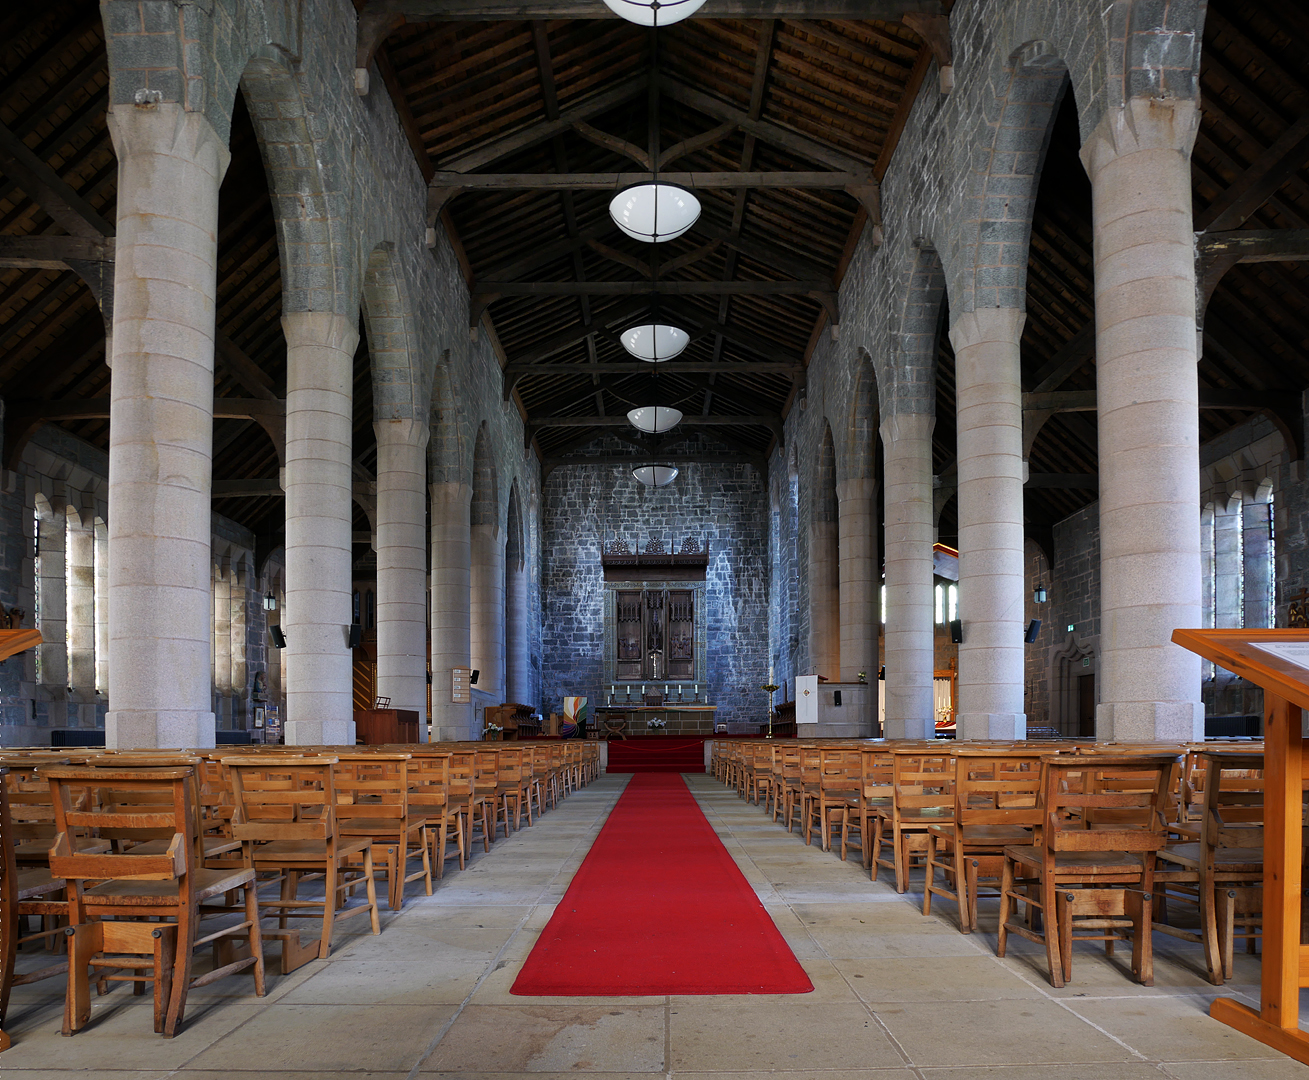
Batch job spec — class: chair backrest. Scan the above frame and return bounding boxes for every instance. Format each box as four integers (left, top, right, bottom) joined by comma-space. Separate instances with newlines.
1040, 753, 1178, 854
334, 752, 411, 825
408, 752, 453, 812
496, 747, 525, 786
950, 747, 1045, 831
42, 765, 197, 897
222, 755, 341, 843
1199, 751, 1264, 853
860, 748, 894, 803
448, 750, 477, 803
473, 749, 500, 798
890, 749, 953, 820
818, 748, 862, 800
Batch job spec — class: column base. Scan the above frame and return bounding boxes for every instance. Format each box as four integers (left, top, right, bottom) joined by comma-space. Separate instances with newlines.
882, 715, 934, 740
106, 710, 216, 749
956, 711, 1026, 741
1095, 701, 1203, 742
284, 719, 357, 746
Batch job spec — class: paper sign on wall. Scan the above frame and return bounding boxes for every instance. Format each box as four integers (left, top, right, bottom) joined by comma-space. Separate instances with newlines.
795, 675, 819, 724
452, 666, 471, 704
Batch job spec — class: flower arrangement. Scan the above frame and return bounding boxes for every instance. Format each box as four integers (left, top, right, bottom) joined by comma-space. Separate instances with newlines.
646, 717, 667, 729
483, 723, 504, 740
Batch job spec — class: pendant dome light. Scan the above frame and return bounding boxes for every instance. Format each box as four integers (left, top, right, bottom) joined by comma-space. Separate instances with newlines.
626, 405, 683, 434
632, 464, 679, 487
601, 0, 705, 26
609, 184, 700, 244
621, 322, 689, 362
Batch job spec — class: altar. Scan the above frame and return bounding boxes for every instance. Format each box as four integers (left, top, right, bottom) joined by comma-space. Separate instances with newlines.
594, 704, 718, 737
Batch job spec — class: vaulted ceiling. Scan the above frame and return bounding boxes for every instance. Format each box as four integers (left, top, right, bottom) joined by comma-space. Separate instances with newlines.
0, 0, 1306, 559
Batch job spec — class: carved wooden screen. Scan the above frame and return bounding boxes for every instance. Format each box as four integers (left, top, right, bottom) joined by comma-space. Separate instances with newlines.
612, 587, 696, 681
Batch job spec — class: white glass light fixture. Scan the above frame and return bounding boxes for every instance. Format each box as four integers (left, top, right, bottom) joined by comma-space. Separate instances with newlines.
609, 184, 700, 243
632, 464, 679, 487
601, 0, 706, 26
627, 405, 683, 433
622, 323, 689, 362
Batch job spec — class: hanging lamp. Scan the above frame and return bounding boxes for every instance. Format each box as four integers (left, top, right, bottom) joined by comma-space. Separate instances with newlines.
609, 183, 700, 243
633, 464, 679, 487
627, 404, 683, 434
621, 322, 689, 362
601, 0, 705, 26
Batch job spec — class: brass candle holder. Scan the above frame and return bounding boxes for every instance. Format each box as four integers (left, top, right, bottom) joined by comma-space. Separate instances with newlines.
761, 683, 780, 738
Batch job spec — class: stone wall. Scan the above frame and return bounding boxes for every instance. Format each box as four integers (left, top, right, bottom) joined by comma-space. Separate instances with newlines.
541, 435, 768, 726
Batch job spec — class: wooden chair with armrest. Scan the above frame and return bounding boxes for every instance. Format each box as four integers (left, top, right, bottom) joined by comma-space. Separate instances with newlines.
223, 755, 379, 974
996, 752, 1178, 988
43, 763, 265, 1038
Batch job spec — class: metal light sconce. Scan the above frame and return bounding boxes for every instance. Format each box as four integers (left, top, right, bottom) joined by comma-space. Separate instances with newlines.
263, 591, 277, 611
1033, 583, 1047, 604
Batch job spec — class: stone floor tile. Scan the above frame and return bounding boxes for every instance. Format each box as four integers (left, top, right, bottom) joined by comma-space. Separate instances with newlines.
1068, 995, 1294, 1061
420, 1005, 665, 1072
915, 1067, 1167, 1080
669, 1002, 905, 1071
0, 999, 261, 1071
277, 958, 488, 1005
668, 958, 857, 1007
832, 955, 1043, 1001
1161, 1058, 1309, 1078
187, 1003, 455, 1072
328, 924, 515, 963
812, 929, 992, 960
869, 998, 1137, 1067
671, 1072, 916, 1080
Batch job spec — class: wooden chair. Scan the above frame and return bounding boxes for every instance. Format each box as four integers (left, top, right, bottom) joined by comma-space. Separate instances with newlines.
494, 747, 533, 832
872, 749, 954, 892
407, 752, 465, 878
474, 749, 511, 842
846, 747, 893, 868
449, 750, 492, 855
774, 744, 803, 827
43, 763, 264, 1038
1153, 750, 1264, 983
335, 752, 431, 911
804, 748, 863, 853
223, 755, 379, 974
744, 744, 774, 807
996, 752, 1178, 988
923, 747, 1044, 932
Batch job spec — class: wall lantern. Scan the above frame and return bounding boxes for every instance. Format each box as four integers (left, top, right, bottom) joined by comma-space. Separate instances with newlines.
263, 591, 277, 611
1033, 583, 1047, 604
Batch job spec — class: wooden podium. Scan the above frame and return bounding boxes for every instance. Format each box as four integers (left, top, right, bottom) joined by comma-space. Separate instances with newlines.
1172, 628, 1309, 1064
353, 708, 419, 745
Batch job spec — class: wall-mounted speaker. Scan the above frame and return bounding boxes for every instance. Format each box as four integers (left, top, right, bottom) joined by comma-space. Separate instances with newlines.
269, 625, 286, 649
470, 668, 480, 685
1024, 619, 1041, 643
833, 690, 842, 707
348, 624, 362, 649
949, 619, 963, 644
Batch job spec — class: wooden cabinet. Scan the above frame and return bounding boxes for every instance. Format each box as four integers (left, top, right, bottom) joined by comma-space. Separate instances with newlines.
353, 708, 419, 745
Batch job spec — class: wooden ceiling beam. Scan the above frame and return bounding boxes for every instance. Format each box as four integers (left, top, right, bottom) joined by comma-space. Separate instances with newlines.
364, 0, 941, 19
1195, 114, 1309, 233
0, 234, 113, 270
430, 169, 872, 189
477, 279, 832, 295
0, 120, 113, 239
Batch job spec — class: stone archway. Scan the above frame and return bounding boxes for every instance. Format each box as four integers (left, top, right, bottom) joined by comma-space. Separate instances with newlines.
1051, 632, 1096, 736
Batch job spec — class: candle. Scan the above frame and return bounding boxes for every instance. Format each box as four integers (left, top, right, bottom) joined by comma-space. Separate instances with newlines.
769, 663, 774, 682
641, 685, 645, 695
677, 685, 681, 697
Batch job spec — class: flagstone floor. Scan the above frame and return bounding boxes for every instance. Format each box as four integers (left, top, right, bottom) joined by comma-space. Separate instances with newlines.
3, 771, 1307, 1079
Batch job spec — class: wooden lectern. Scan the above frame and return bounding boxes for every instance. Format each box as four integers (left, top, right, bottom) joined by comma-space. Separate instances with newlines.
1172, 628, 1309, 1064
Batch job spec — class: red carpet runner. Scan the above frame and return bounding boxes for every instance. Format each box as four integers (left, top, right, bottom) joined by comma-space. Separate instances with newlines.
511, 773, 813, 995
605, 736, 706, 773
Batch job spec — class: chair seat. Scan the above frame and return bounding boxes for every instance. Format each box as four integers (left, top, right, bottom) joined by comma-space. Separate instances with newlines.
130, 835, 241, 859
250, 837, 372, 862
83, 866, 256, 906
16, 866, 64, 900
1005, 845, 1149, 875
1157, 842, 1263, 873
339, 817, 427, 836
929, 822, 1031, 844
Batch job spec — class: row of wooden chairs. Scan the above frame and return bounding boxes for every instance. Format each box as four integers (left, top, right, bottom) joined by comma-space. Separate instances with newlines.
0, 738, 599, 1047
709, 737, 1267, 989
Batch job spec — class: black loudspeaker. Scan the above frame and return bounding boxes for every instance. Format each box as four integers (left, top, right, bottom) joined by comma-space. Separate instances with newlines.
269, 625, 286, 649
348, 624, 362, 649
949, 619, 963, 644
1024, 619, 1041, 643
833, 690, 842, 707
470, 668, 480, 685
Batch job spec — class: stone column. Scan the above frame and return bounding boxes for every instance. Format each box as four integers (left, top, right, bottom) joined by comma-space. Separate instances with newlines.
471, 523, 505, 699
836, 477, 878, 684
431, 481, 472, 740
213, 558, 232, 728
66, 509, 96, 697
37, 500, 68, 694
1213, 496, 1242, 630
104, 103, 228, 749
881, 412, 936, 739
949, 308, 1027, 740
1083, 98, 1203, 741
504, 553, 531, 703
1242, 496, 1272, 629
374, 418, 430, 718
809, 513, 840, 683
94, 520, 109, 695
282, 311, 358, 746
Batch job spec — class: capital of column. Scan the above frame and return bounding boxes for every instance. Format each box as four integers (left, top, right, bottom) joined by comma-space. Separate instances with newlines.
374, 418, 432, 455
948, 306, 1026, 354
106, 101, 231, 184
1079, 97, 1200, 179
282, 310, 360, 360
430, 480, 473, 515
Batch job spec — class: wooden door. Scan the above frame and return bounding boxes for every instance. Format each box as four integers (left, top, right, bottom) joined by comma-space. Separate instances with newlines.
1077, 672, 1095, 737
